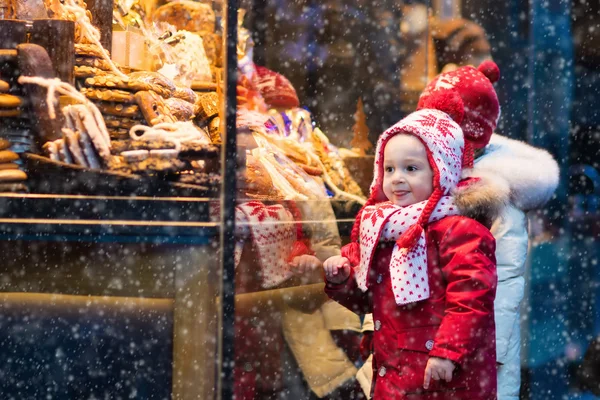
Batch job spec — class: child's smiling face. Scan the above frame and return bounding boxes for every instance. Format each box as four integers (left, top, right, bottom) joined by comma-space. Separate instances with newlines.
382, 134, 434, 207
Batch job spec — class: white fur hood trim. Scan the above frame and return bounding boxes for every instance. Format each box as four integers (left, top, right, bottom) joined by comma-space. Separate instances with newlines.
468, 134, 560, 211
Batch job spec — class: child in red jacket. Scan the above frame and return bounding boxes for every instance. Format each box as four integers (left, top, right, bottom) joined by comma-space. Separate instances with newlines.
324, 106, 498, 399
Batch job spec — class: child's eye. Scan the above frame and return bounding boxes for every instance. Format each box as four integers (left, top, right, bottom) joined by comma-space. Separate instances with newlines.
384, 166, 394, 173
406, 165, 418, 172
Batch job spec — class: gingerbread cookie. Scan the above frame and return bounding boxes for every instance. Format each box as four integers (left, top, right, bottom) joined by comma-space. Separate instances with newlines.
127, 156, 185, 174
110, 139, 176, 154
173, 86, 198, 104
103, 114, 145, 128
85, 74, 173, 99
0, 94, 22, 109
107, 127, 131, 140
75, 56, 114, 71
0, 163, 19, 170
208, 116, 221, 144
0, 150, 19, 163
128, 71, 176, 96
195, 92, 219, 121
134, 90, 176, 126
0, 169, 27, 182
0, 138, 10, 150
96, 101, 142, 118
176, 172, 221, 187
81, 87, 136, 103
74, 65, 109, 78
74, 43, 109, 59
0, 109, 21, 118
0, 183, 28, 193
179, 142, 220, 159
165, 97, 195, 121
103, 118, 142, 131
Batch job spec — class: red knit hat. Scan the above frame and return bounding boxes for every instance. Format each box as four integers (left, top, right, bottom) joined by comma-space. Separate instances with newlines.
255, 66, 300, 109
417, 60, 500, 167
342, 107, 465, 264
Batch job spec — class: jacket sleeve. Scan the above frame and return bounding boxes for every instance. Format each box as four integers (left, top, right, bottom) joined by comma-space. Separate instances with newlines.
324, 268, 372, 315
490, 204, 528, 363
428, 218, 497, 365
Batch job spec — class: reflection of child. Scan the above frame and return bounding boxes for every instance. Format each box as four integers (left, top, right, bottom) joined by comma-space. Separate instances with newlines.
324, 108, 498, 399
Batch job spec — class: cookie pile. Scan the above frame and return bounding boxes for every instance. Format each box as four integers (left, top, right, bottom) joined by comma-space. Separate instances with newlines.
79, 71, 186, 140
73, 43, 117, 82
0, 138, 28, 193
0, 62, 32, 193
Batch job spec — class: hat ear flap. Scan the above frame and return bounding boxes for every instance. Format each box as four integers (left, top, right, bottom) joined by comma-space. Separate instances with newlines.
417, 89, 465, 125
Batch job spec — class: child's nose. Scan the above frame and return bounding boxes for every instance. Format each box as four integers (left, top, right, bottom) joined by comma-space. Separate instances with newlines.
392, 172, 405, 183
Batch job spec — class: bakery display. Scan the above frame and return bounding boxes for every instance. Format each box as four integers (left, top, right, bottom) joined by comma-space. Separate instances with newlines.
0, 0, 368, 203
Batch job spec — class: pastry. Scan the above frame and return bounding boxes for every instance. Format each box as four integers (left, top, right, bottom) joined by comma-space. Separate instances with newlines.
179, 142, 219, 159
0, 80, 9, 93
74, 65, 109, 78
0, 109, 21, 118
110, 139, 176, 154
152, 1, 215, 33
84, 74, 173, 99
194, 92, 219, 121
0, 138, 11, 150
0, 169, 27, 182
165, 97, 195, 121
0, 163, 19, 170
0, 150, 19, 163
176, 172, 220, 186
244, 153, 284, 200
199, 33, 221, 66
173, 86, 198, 104
0, 183, 27, 192
128, 72, 176, 97
0, 94, 22, 109
102, 116, 144, 130
75, 56, 115, 71
80, 87, 136, 103
74, 43, 109, 59
126, 157, 186, 174
107, 127, 131, 141
134, 90, 176, 126
208, 116, 221, 143
95, 101, 142, 118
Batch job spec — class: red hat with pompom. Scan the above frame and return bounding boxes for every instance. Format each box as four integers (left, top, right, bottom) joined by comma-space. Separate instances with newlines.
417, 60, 500, 167
255, 66, 300, 109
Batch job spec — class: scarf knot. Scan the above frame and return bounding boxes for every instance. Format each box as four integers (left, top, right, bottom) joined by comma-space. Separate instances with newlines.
354, 198, 460, 305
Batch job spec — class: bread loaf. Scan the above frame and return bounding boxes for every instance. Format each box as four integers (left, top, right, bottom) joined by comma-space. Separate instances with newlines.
152, 1, 215, 33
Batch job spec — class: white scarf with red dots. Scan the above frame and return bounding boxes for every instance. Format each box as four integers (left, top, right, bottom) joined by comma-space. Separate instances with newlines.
356, 199, 460, 305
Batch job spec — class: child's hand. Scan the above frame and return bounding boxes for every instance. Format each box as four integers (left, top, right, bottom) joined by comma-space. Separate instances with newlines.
289, 255, 322, 275
423, 357, 455, 389
323, 256, 351, 284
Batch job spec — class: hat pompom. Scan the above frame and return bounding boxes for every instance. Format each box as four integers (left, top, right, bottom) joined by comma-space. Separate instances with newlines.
417, 89, 465, 125
477, 60, 500, 83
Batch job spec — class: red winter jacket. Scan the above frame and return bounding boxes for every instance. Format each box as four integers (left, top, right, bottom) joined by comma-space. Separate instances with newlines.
326, 216, 498, 399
